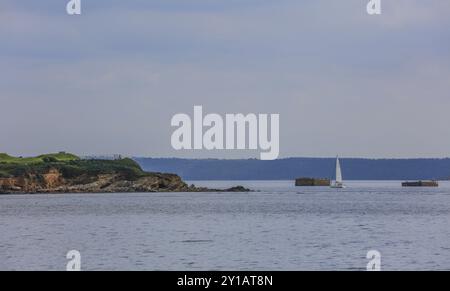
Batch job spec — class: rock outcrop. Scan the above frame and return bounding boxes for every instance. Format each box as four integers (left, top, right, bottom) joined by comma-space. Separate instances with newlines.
0, 169, 250, 194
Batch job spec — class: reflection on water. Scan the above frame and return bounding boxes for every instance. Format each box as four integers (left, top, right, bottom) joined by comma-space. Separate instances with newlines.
1, 181, 450, 270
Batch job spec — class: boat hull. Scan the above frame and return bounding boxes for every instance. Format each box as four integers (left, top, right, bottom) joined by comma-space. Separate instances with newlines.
330, 182, 345, 189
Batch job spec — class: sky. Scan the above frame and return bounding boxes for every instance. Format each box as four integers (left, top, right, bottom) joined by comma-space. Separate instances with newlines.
1, 0, 450, 159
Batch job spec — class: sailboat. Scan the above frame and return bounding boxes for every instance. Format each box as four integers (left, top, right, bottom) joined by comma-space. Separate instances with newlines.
330, 156, 345, 188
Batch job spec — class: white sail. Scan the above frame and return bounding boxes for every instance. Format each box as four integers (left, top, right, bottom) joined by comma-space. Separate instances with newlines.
335, 157, 343, 183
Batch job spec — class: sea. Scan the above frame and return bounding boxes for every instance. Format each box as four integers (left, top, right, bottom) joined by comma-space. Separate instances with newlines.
1, 180, 450, 271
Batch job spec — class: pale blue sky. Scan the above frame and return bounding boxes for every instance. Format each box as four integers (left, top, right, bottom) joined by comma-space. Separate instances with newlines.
1, 0, 450, 158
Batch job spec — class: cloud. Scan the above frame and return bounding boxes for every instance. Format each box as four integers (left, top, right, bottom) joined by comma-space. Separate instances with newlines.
1, 0, 450, 158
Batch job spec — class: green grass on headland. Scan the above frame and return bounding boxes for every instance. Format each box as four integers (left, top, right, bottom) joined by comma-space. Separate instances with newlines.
0, 153, 147, 180
0, 152, 79, 164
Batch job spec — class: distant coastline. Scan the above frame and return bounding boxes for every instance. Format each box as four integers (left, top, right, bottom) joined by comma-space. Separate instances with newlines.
135, 157, 450, 181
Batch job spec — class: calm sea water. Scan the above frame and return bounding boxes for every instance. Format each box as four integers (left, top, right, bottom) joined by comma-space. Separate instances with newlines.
1, 180, 450, 271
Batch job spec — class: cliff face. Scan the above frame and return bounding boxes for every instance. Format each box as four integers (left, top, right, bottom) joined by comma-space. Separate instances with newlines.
0, 168, 64, 192
0, 168, 192, 194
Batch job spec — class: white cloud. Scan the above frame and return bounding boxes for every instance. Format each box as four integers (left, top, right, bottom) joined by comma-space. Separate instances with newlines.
1, 0, 450, 158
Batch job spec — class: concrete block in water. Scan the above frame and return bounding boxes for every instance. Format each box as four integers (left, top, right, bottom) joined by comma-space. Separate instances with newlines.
295, 177, 331, 187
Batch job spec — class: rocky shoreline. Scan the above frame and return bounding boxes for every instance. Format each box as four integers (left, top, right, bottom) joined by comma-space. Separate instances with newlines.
0, 170, 250, 194
0, 154, 250, 195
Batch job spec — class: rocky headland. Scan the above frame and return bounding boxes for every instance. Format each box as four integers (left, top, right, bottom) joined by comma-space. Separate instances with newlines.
0, 153, 250, 194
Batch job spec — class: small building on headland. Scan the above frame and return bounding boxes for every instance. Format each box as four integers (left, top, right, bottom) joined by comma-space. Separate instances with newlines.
402, 181, 439, 187
295, 177, 330, 187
